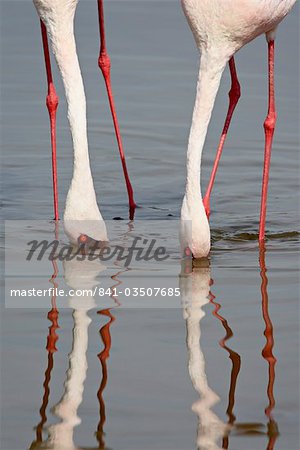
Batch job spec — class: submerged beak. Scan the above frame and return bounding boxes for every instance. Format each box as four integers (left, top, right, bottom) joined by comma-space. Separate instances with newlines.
77, 234, 108, 255
77, 234, 90, 255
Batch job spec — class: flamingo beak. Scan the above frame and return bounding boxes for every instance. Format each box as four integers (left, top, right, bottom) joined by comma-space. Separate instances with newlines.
77, 234, 108, 254
184, 246, 193, 258
77, 234, 90, 254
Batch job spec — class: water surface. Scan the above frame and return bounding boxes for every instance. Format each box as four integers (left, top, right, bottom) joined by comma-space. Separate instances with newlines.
1, 1, 299, 450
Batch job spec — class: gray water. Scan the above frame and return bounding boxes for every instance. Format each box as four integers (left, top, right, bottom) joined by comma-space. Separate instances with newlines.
1, 1, 299, 449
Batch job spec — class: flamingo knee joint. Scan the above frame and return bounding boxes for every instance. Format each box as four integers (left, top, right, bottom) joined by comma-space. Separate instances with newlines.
264, 113, 277, 134
46, 85, 59, 115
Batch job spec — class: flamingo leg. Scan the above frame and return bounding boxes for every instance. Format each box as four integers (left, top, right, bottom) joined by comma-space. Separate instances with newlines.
203, 57, 241, 217
40, 20, 59, 221
259, 41, 276, 242
97, 0, 136, 218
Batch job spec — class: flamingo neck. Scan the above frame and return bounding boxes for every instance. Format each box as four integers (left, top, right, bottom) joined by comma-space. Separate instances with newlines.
47, 13, 96, 191
185, 53, 226, 203
61, 34, 93, 182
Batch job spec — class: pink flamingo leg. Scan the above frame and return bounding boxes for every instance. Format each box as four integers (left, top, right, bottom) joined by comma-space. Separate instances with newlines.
259, 41, 276, 242
97, 0, 136, 218
203, 57, 241, 217
40, 21, 59, 221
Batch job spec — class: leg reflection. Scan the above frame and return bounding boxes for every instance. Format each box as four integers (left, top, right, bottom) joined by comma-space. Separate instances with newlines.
209, 282, 241, 449
95, 264, 129, 449
259, 244, 278, 450
96, 309, 115, 449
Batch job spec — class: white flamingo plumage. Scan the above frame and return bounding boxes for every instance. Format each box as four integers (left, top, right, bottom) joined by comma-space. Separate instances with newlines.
33, 0, 136, 246
180, 0, 297, 258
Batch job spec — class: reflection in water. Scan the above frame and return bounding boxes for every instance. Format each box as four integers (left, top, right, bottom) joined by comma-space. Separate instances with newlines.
209, 281, 241, 449
30, 255, 107, 449
181, 245, 278, 450
29, 221, 134, 449
46, 258, 103, 449
96, 309, 115, 449
180, 260, 228, 450
95, 222, 134, 448
231, 246, 279, 448
95, 261, 131, 448
29, 227, 278, 449
259, 244, 278, 450
30, 260, 60, 449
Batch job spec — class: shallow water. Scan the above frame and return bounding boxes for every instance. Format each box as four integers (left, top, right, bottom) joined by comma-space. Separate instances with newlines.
1, 1, 299, 450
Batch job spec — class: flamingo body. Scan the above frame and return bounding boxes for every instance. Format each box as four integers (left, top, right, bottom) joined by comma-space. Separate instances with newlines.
180, 0, 296, 258
182, 0, 295, 52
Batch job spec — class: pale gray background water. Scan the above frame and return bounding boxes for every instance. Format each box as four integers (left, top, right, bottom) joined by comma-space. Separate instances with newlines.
1, 1, 299, 449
